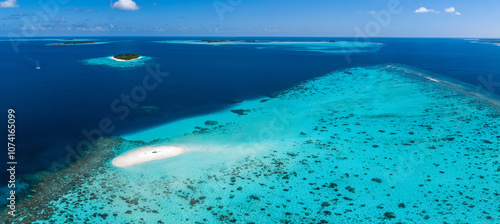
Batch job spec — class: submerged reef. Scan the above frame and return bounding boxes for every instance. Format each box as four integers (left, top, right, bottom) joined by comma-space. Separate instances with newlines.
156, 40, 383, 54
230, 109, 250, 116
0, 137, 123, 223
0, 137, 168, 223
204, 120, 218, 125
3, 65, 499, 223
137, 106, 160, 113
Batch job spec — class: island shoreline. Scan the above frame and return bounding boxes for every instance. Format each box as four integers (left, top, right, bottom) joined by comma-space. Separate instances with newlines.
110, 56, 143, 62
111, 145, 188, 167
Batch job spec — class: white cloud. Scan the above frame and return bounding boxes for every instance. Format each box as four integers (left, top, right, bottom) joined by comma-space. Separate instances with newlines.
112, 0, 139, 10
444, 7, 455, 13
415, 7, 438, 13
445, 7, 461, 15
0, 0, 19, 8
367, 11, 376, 14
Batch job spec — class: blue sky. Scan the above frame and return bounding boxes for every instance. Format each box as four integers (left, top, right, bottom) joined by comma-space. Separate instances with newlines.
1, 0, 499, 37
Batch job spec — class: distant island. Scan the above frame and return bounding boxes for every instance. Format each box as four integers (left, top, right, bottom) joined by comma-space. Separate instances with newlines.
199, 40, 339, 43
473, 39, 500, 47
51, 41, 95, 45
478, 39, 500, 43
112, 53, 141, 61
271, 40, 339, 43
201, 40, 257, 43
477, 39, 500, 44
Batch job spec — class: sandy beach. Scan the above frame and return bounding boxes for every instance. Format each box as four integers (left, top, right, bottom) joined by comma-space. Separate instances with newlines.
112, 145, 187, 167
110, 56, 142, 62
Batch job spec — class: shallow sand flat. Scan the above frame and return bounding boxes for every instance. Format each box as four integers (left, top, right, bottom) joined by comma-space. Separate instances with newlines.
156, 40, 383, 54
4, 65, 499, 223
112, 145, 187, 167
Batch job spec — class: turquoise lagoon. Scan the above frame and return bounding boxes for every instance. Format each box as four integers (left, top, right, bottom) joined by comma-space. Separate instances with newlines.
472, 39, 500, 47
156, 40, 383, 54
5, 65, 499, 223
45, 41, 110, 46
0, 38, 97, 42
81, 56, 152, 69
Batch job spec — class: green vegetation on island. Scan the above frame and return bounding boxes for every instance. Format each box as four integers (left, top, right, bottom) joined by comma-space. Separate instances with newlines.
478, 39, 500, 44
201, 40, 257, 43
271, 40, 339, 43
113, 53, 140, 61
52, 41, 95, 45
199, 40, 338, 43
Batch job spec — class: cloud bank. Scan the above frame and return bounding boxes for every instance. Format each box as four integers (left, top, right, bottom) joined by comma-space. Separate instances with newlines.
0, 0, 19, 8
112, 0, 139, 10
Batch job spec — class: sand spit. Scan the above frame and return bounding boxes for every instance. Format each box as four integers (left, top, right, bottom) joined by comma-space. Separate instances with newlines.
112, 145, 187, 167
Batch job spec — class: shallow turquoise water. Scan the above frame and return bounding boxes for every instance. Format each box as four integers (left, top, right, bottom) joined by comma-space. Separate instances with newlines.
0, 38, 97, 42
45, 41, 110, 46
31, 65, 499, 223
156, 40, 383, 54
81, 56, 152, 69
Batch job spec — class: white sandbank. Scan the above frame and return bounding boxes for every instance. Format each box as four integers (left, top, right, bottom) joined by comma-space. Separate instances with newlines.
112, 145, 187, 167
110, 56, 142, 62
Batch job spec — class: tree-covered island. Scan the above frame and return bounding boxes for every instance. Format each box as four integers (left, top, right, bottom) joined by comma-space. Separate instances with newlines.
113, 53, 141, 61
52, 41, 95, 45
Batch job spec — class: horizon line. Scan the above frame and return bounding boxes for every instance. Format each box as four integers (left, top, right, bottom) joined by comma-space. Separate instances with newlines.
0, 35, 497, 39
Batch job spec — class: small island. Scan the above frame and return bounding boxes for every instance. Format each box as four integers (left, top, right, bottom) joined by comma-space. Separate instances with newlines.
112, 145, 188, 167
52, 41, 96, 45
83, 54, 150, 68
476, 39, 500, 46
201, 40, 257, 43
478, 39, 500, 43
112, 53, 141, 61
199, 40, 338, 44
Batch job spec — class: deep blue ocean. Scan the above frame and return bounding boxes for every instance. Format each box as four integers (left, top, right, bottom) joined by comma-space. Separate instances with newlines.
1, 37, 500, 185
